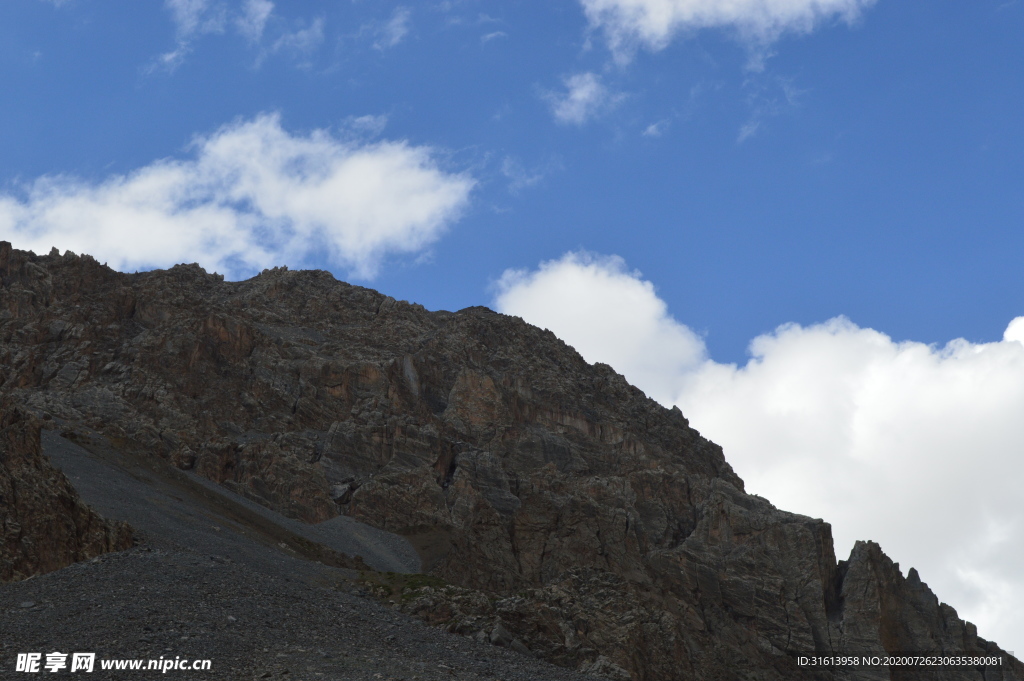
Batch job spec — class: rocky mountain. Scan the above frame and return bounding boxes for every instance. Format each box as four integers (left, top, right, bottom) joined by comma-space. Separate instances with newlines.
0, 398, 132, 582
1, 241, 1020, 680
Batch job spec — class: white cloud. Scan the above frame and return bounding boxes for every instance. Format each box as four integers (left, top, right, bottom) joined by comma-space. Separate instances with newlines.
546, 72, 617, 125
738, 75, 806, 141
494, 252, 706, 404
500, 158, 542, 194
494, 251, 1024, 654
579, 0, 876, 59
272, 17, 325, 56
481, 31, 507, 44
642, 119, 669, 137
374, 7, 412, 50
166, 0, 225, 37
737, 120, 760, 142
237, 0, 274, 43
153, 0, 227, 71
1003, 316, 1024, 343
0, 113, 474, 280
680, 318, 1024, 652
343, 114, 389, 138
154, 1, 321, 69
499, 156, 561, 195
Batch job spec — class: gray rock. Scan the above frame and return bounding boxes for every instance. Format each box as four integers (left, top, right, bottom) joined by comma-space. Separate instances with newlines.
510, 638, 531, 656
0, 401, 132, 582
490, 621, 514, 647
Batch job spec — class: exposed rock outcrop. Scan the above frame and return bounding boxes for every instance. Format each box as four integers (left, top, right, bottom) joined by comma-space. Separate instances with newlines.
0, 241, 1019, 680
0, 399, 133, 581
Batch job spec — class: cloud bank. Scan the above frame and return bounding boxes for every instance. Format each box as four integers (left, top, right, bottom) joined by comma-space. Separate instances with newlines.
0, 114, 474, 280
579, 0, 876, 58
494, 251, 1024, 653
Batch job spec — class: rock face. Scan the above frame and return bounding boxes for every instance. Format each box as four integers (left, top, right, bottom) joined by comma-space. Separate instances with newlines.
0, 399, 133, 581
0, 241, 1020, 680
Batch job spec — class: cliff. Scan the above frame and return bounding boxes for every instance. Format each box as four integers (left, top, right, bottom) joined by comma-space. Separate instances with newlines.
0, 241, 1019, 680
0, 398, 133, 581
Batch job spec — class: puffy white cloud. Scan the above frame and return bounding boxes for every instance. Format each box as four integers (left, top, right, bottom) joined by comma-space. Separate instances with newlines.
0, 113, 474, 280
494, 252, 1024, 653
1003, 316, 1024, 343
579, 0, 876, 58
494, 252, 706, 404
546, 72, 617, 125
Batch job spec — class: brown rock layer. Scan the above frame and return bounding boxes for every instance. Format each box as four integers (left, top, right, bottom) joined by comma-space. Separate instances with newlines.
0, 242, 1020, 680
0, 399, 133, 581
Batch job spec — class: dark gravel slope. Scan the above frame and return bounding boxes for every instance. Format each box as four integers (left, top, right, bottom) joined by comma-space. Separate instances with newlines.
0, 428, 598, 681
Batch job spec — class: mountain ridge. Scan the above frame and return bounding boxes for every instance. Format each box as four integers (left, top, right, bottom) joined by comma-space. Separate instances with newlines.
1, 241, 1020, 680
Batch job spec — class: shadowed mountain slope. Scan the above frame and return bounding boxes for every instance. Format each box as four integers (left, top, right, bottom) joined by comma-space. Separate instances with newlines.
0, 399, 132, 581
1, 242, 1020, 680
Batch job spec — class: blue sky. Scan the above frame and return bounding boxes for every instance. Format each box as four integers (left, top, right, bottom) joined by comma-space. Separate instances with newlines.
3, 0, 1024, 654
3, 0, 1021, 362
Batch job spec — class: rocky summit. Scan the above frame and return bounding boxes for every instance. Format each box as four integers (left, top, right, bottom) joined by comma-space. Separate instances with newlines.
1, 241, 1020, 681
